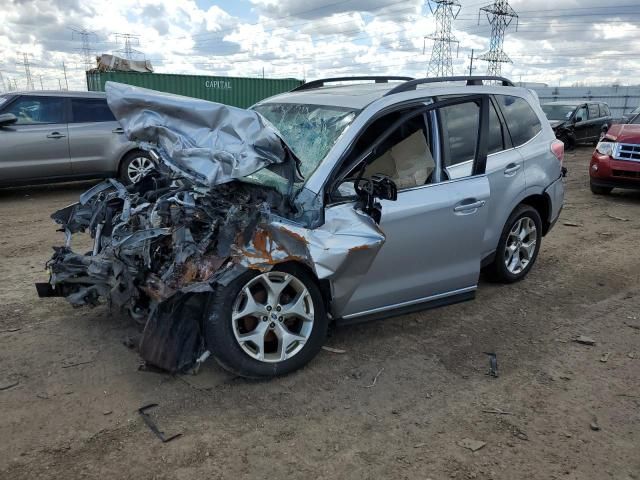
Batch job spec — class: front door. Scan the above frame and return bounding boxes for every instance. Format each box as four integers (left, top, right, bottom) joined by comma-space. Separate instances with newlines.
0, 95, 70, 182
333, 96, 492, 319
572, 104, 590, 142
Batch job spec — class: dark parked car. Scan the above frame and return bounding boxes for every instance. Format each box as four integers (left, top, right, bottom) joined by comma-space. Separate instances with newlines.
541, 101, 612, 149
0, 91, 153, 187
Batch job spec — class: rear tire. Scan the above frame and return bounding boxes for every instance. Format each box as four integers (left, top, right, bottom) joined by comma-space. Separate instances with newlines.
119, 151, 154, 185
486, 205, 542, 283
204, 264, 328, 378
590, 182, 613, 195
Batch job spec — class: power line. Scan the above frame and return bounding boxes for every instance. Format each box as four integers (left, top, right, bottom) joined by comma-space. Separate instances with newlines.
70, 27, 97, 71
114, 33, 143, 60
425, 0, 461, 77
477, 0, 517, 76
16, 52, 34, 90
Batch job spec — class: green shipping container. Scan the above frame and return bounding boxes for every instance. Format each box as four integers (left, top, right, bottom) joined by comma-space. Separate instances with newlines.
86, 72, 303, 109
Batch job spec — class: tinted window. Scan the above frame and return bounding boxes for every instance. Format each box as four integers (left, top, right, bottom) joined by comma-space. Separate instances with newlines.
497, 95, 541, 146
71, 98, 116, 123
488, 101, 505, 154
599, 104, 610, 117
575, 106, 588, 122
3, 96, 65, 124
588, 104, 599, 119
440, 101, 479, 166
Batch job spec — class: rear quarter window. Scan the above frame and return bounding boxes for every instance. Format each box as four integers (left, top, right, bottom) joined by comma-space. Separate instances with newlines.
496, 95, 542, 147
588, 104, 599, 119
71, 98, 116, 123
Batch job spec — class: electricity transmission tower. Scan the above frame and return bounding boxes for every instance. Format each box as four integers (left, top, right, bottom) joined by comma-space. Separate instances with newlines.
70, 27, 97, 71
0, 71, 6, 92
17, 52, 35, 90
425, 0, 461, 77
477, 0, 518, 76
114, 33, 143, 59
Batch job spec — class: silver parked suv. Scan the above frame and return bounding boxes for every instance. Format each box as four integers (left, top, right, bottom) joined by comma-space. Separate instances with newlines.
0, 91, 153, 187
39, 76, 565, 378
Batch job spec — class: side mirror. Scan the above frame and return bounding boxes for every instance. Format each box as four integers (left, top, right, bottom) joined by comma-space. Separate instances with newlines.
0, 113, 17, 127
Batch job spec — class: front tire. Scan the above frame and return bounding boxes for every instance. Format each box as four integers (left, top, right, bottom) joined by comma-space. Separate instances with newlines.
590, 182, 613, 195
204, 264, 328, 378
486, 205, 542, 283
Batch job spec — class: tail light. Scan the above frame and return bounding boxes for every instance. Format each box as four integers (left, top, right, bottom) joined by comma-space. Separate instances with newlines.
551, 139, 564, 166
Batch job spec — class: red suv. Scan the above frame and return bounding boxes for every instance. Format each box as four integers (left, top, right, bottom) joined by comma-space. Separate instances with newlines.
590, 113, 640, 194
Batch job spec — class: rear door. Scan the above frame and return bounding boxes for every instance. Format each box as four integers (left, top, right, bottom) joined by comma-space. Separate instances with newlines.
67, 97, 122, 176
0, 95, 71, 182
334, 96, 492, 319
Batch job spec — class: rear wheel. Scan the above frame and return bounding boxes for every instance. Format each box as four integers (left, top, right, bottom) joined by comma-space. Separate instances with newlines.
590, 182, 613, 195
204, 264, 328, 378
486, 205, 542, 283
119, 151, 154, 185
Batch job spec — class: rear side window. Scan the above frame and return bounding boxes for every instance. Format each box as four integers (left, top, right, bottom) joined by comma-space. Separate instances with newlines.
3, 96, 65, 125
588, 104, 599, 119
71, 98, 116, 123
495, 95, 542, 147
439, 101, 479, 166
488, 101, 505, 154
599, 104, 610, 117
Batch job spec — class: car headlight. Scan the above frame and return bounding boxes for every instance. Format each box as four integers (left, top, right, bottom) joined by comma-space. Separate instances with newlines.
595, 141, 617, 156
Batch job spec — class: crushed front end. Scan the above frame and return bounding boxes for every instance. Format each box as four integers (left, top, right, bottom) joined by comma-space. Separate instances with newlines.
37, 82, 390, 374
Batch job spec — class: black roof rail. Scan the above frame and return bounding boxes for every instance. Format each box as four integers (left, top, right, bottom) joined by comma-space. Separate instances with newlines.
291, 76, 415, 92
384, 75, 515, 97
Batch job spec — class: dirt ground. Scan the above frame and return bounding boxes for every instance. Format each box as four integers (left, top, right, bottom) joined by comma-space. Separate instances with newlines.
0, 147, 638, 480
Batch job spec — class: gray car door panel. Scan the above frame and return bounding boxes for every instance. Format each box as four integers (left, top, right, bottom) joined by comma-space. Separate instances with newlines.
337, 95, 493, 319
0, 123, 71, 181
0, 95, 71, 181
68, 97, 127, 175
340, 175, 490, 318
67, 120, 127, 175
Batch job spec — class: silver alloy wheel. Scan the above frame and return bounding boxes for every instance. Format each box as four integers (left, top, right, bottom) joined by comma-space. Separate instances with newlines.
127, 156, 154, 184
231, 271, 315, 363
504, 217, 537, 274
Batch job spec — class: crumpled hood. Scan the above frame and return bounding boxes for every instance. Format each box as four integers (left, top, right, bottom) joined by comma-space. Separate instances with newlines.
604, 123, 640, 144
105, 82, 302, 187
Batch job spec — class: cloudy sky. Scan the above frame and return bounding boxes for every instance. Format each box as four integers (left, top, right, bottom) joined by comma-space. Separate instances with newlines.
0, 0, 639, 91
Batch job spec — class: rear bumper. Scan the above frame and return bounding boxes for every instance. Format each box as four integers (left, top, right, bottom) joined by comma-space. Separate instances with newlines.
544, 175, 565, 234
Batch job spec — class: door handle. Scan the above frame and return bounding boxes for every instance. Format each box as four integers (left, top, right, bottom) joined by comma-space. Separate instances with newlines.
112, 127, 124, 134
504, 163, 521, 176
46, 132, 66, 139
454, 200, 486, 213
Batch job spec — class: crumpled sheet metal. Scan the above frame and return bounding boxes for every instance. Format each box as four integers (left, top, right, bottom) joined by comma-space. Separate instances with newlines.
237, 204, 386, 317
105, 82, 302, 187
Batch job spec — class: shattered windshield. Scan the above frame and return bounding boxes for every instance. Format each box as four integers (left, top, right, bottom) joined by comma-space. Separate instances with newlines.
250, 103, 356, 188
542, 104, 576, 121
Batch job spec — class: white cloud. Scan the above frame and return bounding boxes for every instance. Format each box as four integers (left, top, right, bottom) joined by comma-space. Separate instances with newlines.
0, 0, 639, 92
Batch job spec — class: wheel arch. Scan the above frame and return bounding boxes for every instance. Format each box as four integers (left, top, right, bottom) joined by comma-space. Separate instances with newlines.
519, 193, 552, 235
267, 261, 333, 316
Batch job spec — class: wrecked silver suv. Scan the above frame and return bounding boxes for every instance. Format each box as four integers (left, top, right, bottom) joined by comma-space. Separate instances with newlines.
38, 76, 564, 378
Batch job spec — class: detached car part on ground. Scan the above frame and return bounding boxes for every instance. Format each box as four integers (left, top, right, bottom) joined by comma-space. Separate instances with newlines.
38, 78, 564, 378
